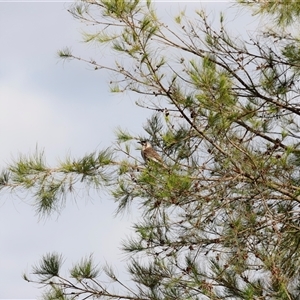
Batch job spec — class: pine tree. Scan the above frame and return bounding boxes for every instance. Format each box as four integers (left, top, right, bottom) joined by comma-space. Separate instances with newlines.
2, 0, 300, 299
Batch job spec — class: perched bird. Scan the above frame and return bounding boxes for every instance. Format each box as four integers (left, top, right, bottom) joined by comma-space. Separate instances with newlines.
138, 140, 164, 165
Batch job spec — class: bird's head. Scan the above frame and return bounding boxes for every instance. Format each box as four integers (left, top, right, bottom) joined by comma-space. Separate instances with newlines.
138, 140, 151, 148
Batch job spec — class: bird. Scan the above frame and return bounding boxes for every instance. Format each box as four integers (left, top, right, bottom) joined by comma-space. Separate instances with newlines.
138, 140, 164, 165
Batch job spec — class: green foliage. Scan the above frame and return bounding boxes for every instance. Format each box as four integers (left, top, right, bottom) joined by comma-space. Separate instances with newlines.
282, 43, 300, 75
115, 127, 134, 143
3, 149, 115, 215
239, 0, 300, 27
32, 252, 63, 282
0, 170, 10, 189
6, 0, 300, 299
102, 0, 140, 18
42, 286, 69, 300
57, 47, 72, 59
70, 255, 99, 280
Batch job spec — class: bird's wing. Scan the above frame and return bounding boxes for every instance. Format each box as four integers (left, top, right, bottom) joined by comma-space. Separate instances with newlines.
145, 147, 163, 163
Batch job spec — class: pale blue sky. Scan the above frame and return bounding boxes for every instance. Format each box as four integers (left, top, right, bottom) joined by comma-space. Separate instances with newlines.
0, 1, 256, 298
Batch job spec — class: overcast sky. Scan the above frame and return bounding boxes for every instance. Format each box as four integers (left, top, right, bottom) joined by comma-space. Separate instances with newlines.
0, 1, 257, 298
